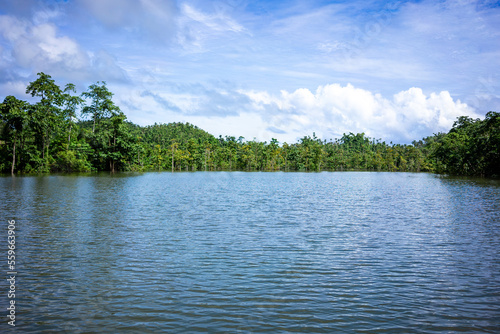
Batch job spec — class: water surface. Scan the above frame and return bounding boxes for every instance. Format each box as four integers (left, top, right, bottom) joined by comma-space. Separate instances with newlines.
1, 172, 499, 333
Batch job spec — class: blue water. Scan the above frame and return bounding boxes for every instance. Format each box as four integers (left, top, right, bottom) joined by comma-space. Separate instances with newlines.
1, 172, 499, 333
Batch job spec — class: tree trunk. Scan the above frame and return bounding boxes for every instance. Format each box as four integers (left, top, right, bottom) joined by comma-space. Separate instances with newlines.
110, 159, 115, 173
112, 134, 117, 172
11, 132, 16, 175
207, 150, 210, 171
67, 124, 72, 150
172, 146, 174, 172
20, 133, 25, 167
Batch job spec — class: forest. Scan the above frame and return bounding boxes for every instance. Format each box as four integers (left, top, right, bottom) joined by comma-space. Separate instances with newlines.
1, 73, 499, 177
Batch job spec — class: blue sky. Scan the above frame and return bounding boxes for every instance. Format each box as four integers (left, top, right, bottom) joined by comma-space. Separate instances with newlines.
1, 0, 499, 143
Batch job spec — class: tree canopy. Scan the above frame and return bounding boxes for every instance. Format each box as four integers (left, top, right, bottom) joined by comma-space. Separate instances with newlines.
1, 73, 498, 177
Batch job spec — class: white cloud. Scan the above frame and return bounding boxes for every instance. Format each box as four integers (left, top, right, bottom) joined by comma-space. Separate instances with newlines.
0, 12, 131, 89
0, 15, 90, 73
182, 4, 243, 33
0, 81, 29, 99
117, 80, 479, 144
176, 3, 245, 52
31, 24, 88, 69
32, 5, 62, 25
241, 84, 480, 143
0, 15, 28, 41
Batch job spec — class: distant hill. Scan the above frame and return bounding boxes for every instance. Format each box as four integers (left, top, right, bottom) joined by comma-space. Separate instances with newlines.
138, 122, 216, 146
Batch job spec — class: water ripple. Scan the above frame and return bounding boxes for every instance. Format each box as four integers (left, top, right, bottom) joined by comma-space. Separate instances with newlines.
1, 172, 499, 333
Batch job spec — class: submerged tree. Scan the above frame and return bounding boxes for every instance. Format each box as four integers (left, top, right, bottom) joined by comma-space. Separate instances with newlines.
0, 96, 29, 174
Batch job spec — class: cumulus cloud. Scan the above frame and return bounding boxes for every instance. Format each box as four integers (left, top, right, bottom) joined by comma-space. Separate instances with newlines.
241, 84, 479, 143
29, 23, 88, 69
0, 15, 89, 75
0, 12, 130, 90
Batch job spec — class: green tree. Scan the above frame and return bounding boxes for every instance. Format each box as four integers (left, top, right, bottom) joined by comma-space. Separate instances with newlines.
95, 112, 134, 172
476, 111, 500, 176
0, 96, 29, 174
26, 72, 64, 169
81, 81, 119, 133
170, 141, 178, 172
431, 117, 479, 175
61, 83, 84, 150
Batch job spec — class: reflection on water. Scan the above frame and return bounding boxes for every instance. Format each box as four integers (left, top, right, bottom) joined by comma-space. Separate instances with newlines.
1, 172, 499, 333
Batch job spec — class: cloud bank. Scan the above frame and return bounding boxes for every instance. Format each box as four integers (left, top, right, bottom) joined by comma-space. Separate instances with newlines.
240, 84, 480, 143
116, 82, 479, 144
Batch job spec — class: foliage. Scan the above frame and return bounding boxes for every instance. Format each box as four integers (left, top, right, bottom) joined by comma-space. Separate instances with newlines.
1, 73, 498, 177
52, 150, 92, 172
427, 112, 500, 177
0, 96, 30, 174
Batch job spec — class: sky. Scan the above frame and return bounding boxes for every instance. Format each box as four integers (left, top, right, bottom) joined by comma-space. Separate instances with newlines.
0, 0, 499, 144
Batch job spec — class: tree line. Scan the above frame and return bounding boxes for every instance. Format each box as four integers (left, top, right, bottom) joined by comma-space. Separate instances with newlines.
1, 73, 499, 177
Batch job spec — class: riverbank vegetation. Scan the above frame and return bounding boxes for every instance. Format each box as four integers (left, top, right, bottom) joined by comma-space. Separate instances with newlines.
1, 73, 499, 177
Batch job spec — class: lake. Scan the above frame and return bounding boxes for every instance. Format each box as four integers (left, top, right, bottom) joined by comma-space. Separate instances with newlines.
1, 172, 499, 333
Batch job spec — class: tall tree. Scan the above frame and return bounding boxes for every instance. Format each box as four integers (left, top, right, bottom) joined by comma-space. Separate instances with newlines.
26, 72, 63, 104
480, 111, 500, 176
81, 81, 119, 133
26, 72, 63, 169
170, 140, 178, 172
61, 83, 84, 150
0, 96, 29, 175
